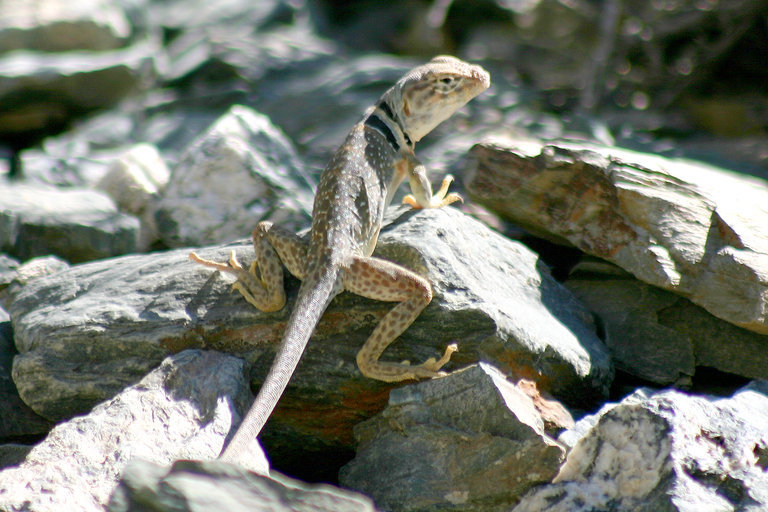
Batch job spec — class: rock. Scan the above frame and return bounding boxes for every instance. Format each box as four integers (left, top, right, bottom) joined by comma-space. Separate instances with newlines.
0, 0, 132, 53
108, 459, 378, 512
149, 0, 293, 35
155, 105, 314, 247
0, 254, 20, 292
97, 144, 170, 215
8, 207, 610, 468
0, 38, 158, 141
565, 259, 768, 386
97, 143, 171, 249
1, 2, 767, 509
515, 377, 575, 436
465, 136, 768, 334
0, 307, 52, 441
17, 105, 218, 188
0, 182, 140, 263
555, 387, 654, 451
339, 364, 567, 512
513, 381, 768, 512
0, 444, 31, 470
0, 255, 69, 310
0, 350, 257, 512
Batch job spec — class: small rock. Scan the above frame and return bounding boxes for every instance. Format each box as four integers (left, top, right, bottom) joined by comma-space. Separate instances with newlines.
0, 350, 256, 512
108, 458, 379, 512
0, 255, 69, 310
0, 254, 20, 292
515, 378, 575, 435
0, 307, 52, 441
97, 143, 169, 215
340, 364, 566, 512
513, 382, 768, 511
97, 143, 171, 249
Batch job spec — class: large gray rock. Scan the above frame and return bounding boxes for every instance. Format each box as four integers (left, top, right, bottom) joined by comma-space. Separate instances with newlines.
155, 105, 314, 246
513, 382, 768, 512
108, 458, 378, 512
8, 207, 610, 463
0, 350, 256, 512
565, 259, 768, 386
340, 363, 567, 512
465, 137, 768, 334
0, 183, 140, 263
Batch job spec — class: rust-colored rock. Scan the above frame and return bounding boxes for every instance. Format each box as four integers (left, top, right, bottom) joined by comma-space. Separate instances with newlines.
465, 136, 768, 334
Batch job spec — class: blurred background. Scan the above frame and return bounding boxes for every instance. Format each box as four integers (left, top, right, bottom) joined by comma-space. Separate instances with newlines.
1, 0, 766, 184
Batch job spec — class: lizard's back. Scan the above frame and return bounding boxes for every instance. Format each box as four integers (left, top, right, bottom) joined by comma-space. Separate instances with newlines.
306, 121, 399, 271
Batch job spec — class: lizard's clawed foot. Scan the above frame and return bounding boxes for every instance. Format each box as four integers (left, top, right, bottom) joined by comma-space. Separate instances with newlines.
190, 250, 248, 275
418, 343, 459, 374
190, 250, 260, 294
403, 175, 464, 209
191, 250, 285, 312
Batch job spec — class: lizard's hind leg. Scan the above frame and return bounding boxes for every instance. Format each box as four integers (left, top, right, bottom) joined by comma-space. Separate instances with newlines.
344, 255, 457, 382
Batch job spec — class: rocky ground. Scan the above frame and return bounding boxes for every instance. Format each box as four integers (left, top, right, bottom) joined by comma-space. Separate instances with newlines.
1, 0, 768, 511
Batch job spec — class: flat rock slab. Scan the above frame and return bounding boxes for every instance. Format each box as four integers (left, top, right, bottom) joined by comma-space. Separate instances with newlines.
9, 207, 611, 458
0, 0, 131, 52
0, 39, 156, 139
108, 459, 378, 512
0, 350, 254, 512
340, 363, 567, 512
0, 183, 139, 263
465, 136, 768, 334
513, 381, 768, 511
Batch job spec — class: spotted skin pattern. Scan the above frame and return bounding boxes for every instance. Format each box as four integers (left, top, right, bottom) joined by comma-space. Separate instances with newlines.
189, 56, 490, 464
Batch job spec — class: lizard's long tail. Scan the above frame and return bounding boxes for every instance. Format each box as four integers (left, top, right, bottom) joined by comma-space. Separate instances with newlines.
220, 268, 339, 462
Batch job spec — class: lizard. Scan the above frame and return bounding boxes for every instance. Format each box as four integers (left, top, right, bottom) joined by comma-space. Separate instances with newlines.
189, 55, 490, 464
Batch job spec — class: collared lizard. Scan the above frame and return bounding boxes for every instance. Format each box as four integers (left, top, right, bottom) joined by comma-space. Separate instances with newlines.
190, 55, 490, 463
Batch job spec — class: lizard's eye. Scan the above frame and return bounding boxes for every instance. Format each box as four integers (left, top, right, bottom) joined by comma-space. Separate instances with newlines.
440, 77, 455, 85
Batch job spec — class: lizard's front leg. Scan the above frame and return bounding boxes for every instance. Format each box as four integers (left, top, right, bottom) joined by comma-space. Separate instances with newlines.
401, 155, 463, 209
343, 255, 457, 382
189, 222, 307, 312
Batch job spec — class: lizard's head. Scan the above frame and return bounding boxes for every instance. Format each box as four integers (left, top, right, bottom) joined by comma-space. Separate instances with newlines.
388, 55, 490, 143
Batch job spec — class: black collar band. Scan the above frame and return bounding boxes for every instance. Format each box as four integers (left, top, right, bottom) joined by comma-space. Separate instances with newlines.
365, 113, 400, 152
376, 101, 412, 149
378, 101, 396, 123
